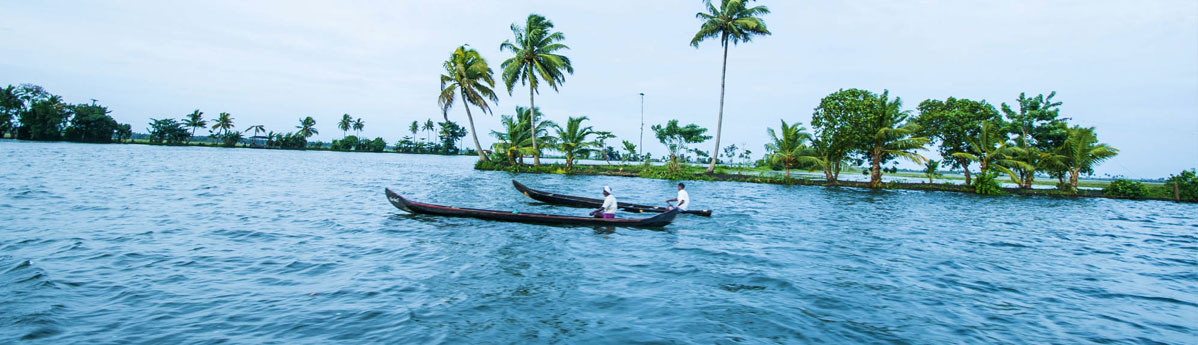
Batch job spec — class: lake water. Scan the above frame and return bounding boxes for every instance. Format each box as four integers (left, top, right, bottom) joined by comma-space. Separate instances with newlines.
2, 140, 1195, 344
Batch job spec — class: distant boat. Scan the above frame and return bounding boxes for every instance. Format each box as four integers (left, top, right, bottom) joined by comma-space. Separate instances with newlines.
512, 180, 713, 217
385, 188, 680, 228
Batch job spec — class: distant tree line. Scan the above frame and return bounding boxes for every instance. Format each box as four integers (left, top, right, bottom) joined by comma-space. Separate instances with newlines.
1, 84, 131, 143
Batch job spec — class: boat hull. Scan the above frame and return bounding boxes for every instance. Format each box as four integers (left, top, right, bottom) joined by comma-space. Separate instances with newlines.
386, 188, 679, 228
512, 180, 713, 217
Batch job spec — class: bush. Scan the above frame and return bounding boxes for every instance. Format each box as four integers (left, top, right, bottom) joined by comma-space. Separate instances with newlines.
1103, 179, 1147, 200
973, 170, 1004, 195
1166, 170, 1198, 203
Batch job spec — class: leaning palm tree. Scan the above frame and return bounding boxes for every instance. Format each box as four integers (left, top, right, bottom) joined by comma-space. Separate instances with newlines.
764, 119, 811, 178
297, 116, 319, 138
1057, 126, 1118, 191
212, 112, 235, 137
553, 116, 598, 170
864, 91, 929, 188
338, 114, 353, 137
691, 0, 771, 173
182, 109, 206, 143
423, 119, 435, 142
500, 14, 574, 166
439, 45, 500, 161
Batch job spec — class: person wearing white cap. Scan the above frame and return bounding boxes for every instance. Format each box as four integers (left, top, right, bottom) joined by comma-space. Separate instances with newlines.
590, 186, 618, 218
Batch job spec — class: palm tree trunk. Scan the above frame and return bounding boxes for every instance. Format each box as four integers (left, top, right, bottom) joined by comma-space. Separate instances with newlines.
870, 147, 883, 188
706, 36, 730, 174
960, 159, 972, 186
1070, 169, 1080, 191
460, 92, 488, 161
189, 127, 196, 144
529, 85, 540, 166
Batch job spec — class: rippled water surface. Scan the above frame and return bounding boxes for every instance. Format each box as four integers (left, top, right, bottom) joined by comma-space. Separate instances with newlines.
2, 140, 1196, 344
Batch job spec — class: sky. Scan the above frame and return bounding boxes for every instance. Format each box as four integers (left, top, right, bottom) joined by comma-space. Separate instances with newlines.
1, 0, 1195, 178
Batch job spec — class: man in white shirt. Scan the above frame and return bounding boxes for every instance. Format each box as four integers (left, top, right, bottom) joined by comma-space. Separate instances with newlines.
666, 183, 690, 211
591, 186, 618, 218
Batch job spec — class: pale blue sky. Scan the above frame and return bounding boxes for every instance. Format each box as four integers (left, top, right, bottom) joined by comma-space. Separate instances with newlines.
2, 0, 1195, 178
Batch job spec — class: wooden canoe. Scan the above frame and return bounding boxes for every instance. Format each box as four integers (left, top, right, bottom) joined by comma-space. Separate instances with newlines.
511, 180, 713, 217
385, 188, 680, 228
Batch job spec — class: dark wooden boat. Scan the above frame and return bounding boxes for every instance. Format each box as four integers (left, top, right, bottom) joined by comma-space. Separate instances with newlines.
511, 180, 713, 217
385, 188, 680, 228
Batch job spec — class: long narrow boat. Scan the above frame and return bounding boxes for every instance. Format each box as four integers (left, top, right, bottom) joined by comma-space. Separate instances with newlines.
511, 180, 713, 217
385, 188, 680, 228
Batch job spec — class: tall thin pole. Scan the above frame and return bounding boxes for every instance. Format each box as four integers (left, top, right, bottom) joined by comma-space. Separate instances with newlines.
639, 93, 644, 157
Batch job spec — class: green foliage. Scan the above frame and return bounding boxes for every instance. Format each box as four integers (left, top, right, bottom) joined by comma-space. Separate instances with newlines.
437, 120, 467, 154
1103, 179, 1147, 200
915, 97, 1000, 173
218, 132, 243, 147
1057, 126, 1117, 191
114, 123, 132, 142
973, 170, 1004, 195
339, 114, 353, 136
500, 13, 573, 165
764, 120, 812, 177
439, 45, 498, 160
1166, 170, 1198, 202
491, 106, 556, 164
296, 116, 319, 138
553, 116, 599, 169
1002, 92, 1068, 188
147, 118, 190, 145
183, 109, 206, 142
211, 112, 235, 137
19, 95, 70, 141
651, 120, 711, 163
330, 135, 360, 151
861, 90, 929, 187
63, 103, 119, 143
0, 85, 20, 135
923, 159, 940, 183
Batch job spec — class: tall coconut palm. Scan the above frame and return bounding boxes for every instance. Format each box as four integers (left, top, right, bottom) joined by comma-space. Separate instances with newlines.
423, 119, 435, 142
863, 91, 929, 188
297, 116, 319, 138
182, 109, 206, 143
764, 119, 811, 178
500, 14, 573, 166
338, 114, 353, 137
439, 45, 500, 161
553, 116, 598, 170
1057, 126, 1118, 191
212, 112, 235, 136
691, 0, 771, 173
409, 120, 419, 140
352, 118, 364, 137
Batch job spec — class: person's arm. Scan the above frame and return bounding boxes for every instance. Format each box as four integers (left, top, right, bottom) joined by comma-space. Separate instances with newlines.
677, 198, 686, 208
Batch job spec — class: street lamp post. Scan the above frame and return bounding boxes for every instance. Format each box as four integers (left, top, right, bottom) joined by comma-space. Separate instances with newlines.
639, 93, 644, 158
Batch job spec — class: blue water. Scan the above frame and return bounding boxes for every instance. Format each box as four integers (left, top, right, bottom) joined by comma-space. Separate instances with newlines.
2, 140, 1196, 344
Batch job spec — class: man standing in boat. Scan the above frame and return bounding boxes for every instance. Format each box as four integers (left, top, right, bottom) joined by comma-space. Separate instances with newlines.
590, 186, 618, 218
666, 183, 689, 211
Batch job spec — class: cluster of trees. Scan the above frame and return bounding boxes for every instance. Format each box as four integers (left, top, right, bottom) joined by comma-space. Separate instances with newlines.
152, 109, 320, 149
759, 89, 1119, 192
0, 84, 131, 143
392, 119, 468, 154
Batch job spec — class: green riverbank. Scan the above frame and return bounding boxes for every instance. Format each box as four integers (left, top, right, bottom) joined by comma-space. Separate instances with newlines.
475, 160, 1184, 202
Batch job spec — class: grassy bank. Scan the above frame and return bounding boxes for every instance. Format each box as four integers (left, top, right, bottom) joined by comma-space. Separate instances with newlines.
475, 160, 1182, 202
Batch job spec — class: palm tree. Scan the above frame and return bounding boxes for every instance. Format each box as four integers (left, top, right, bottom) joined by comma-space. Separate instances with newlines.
951, 120, 1023, 185
764, 120, 811, 178
338, 114, 353, 137
691, 0, 771, 173
244, 125, 265, 137
297, 116, 319, 138
500, 14, 573, 166
352, 118, 364, 137
491, 106, 555, 164
1057, 126, 1118, 191
423, 119, 435, 142
439, 45, 500, 161
182, 109, 206, 143
409, 120, 419, 140
553, 116, 598, 170
621, 140, 637, 162
212, 112, 235, 137
864, 91, 929, 188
